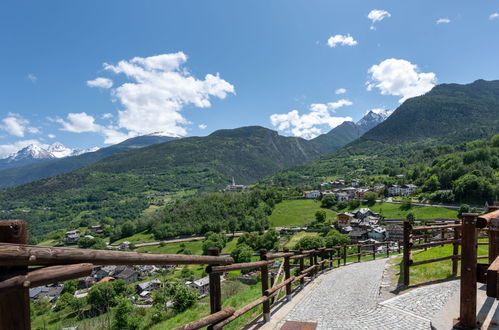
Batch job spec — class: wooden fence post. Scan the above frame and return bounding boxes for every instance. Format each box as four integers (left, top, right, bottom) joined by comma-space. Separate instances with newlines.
343, 245, 347, 266
488, 206, 499, 264
357, 245, 361, 263
309, 252, 314, 276
372, 244, 376, 260
403, 220, 411, 286
299, 249, 305, 286
0, 220, 30, 330
452, 220, 460, 276
386, 242, 390, 258
319, 248, 325, 272
207, 247, 222, 330
329, 249, 334, 269
260, 249, 271, 323
283, 248, 292, 300
459, 213, 478, 329
337, 247, 341, 267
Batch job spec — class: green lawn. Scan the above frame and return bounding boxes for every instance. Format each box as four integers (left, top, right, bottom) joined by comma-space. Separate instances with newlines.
136, 237, 239, 255
270, 200, 337, 227
113, 231, 155, 245
393, 239, 489, 286
282, 231, 319, 249
338, 202, 458, 220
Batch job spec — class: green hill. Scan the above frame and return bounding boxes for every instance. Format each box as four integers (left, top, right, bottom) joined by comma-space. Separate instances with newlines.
0, 125, 361, 238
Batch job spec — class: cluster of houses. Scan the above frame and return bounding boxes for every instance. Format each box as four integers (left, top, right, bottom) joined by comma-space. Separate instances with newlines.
224, 177, 249, 192
303, 179, 418, 201
64, 225, 104, 245
29, 262, 213, 307
337, 208, 387, 242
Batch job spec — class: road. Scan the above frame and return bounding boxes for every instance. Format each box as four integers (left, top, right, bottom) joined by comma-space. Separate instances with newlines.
108, 231, 245, 249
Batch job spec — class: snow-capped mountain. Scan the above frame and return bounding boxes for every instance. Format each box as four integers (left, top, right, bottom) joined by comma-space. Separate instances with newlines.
356, 109, 392, 132
3, 143, 99, 163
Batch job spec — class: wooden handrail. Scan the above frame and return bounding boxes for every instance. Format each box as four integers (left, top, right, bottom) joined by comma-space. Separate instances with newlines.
173, 307, 235, 330
477, 209, 499, 229
210, 260, 272, 273
0, 243, 233, 266
0, 263, 93, 293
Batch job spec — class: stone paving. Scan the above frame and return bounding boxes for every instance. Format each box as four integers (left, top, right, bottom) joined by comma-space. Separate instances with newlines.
273, 259, 460, 330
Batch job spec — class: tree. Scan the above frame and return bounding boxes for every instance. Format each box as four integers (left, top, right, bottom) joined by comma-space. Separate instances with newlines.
294, 236, 325, 250
325, 229, 350, 247
258, 229, 279, 251
458, 204, 470, 218
169, 284, 197, 312
321, 194, 336, 208
422, 175, 440, 192
336, 201, 348, 210
406, 212, 415, 224
62, 279, 78, 295
315, 210, 327, 223
348, 199, 360, 210
364, 192, 377, 205
231, 243, 253, 263
54, 292, 77, 312
112, 298, 139, 330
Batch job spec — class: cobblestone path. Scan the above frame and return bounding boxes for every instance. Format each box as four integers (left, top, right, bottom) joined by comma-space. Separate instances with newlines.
275, 259, 460, 330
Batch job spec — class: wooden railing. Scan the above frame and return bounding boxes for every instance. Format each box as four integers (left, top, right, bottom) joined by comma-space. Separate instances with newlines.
0, 220, 396, 330
401, 219, 462, 286
456, 206, 499, 329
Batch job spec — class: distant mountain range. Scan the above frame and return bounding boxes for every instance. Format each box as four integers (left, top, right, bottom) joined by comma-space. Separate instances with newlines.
0, 135, 178, 189
0, 110, 388, 189
0, 143, 99, 171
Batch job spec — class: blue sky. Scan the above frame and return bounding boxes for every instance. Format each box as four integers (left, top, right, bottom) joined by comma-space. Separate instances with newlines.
1, 0, 499, 156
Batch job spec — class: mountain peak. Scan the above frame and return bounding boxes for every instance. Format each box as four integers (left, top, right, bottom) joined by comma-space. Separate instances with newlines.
356, 110, 392, 131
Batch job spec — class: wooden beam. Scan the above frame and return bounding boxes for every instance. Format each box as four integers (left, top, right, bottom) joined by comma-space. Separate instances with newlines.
174, 307, 235, 330
459, 213, 478, 328
0, 263, 93, 293
0, 243, 233, 266
0, 220, 30, 330
210, 260, 272, 273
487, 256, 499, 298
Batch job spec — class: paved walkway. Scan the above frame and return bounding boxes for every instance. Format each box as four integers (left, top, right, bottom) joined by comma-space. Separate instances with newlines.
261, 259, 460, 330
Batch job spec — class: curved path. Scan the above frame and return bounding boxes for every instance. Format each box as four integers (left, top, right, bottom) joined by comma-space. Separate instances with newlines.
258, 258, 459, 330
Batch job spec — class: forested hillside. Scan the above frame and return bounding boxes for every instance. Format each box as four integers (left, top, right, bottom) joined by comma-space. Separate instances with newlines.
270, 80, 499, 187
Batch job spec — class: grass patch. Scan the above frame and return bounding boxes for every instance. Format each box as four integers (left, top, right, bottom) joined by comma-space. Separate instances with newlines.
113, 231, 155, 245
282, 231, 319, 249
338, 202, 458, 220
392, 239, 489, 286
270, 200, 337, 227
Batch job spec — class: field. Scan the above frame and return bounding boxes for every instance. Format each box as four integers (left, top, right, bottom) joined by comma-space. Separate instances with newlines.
338, 202, 458, 220
269, 199, 337, 227
136, 237, 239, 255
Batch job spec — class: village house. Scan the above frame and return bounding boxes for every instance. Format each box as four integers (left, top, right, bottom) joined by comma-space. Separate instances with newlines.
137, 279, 161, 294
303, 190, 320, 199
29, 284, 64, 301
337, 212, 354, 225
348, 229, 368, 242
373, 184, 385, 192
65, 230, 80, 244
90, 225, 103, 234
351, 179, 361, 187
335, 192, 349, 202
388, 184, 418, 197
114, 266, 139, 284
185, 276, 210, 298
385, 223, 404, 240
368, 227, 387, 241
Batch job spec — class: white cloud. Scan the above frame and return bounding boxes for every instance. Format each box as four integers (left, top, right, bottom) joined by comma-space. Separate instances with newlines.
27, 74, 37, 82
48, 134, 56, 139
102, 113, 113, 119
365, 108, 394, 116
0, 140, 48, 159
436, 18, 451, 24
270, 99, 353, 139
335, 88, 347, 94
56, 112, 101, 133
327, 34, 358, 47
86, 77, 113, 89
368, 9, 391, 23
1, 114, 38, 137
367, 58, 437, 103
89, 52, 235, 137
490, 13, 499, 20
198, 124, 207, 129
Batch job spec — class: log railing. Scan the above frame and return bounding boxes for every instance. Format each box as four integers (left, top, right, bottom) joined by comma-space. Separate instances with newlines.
0, 220, 396, 330
402, 219, 463, 286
